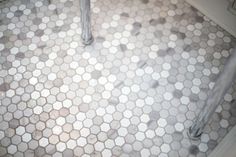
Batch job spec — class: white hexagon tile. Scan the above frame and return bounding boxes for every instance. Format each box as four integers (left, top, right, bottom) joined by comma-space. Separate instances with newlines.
0, 0, 236, 157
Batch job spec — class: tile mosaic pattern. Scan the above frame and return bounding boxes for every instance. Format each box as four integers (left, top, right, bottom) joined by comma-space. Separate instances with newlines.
0, 0, 236, 156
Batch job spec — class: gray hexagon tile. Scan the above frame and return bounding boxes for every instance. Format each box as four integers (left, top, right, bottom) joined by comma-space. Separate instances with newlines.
0, 0, 236, 156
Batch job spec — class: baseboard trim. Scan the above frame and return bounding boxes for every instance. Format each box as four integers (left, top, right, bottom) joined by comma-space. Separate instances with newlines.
186, 0, 236, 38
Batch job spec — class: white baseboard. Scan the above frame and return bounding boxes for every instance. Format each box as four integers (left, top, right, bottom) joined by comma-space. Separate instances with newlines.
186, 0, 236, 38
208, 125, 236, 157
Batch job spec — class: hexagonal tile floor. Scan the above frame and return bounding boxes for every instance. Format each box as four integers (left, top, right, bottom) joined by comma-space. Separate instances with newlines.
0, 0, 236, 156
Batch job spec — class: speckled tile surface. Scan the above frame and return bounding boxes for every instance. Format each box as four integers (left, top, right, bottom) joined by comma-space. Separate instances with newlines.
0, 0, 236, 156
